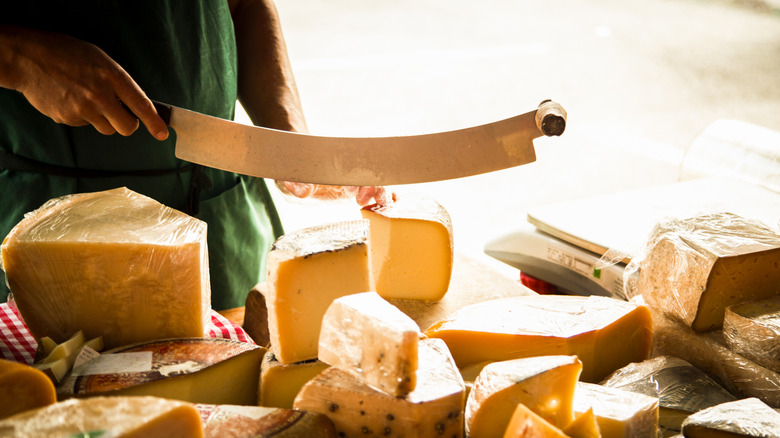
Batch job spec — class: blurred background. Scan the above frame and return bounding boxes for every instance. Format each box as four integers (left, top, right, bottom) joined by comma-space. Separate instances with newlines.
243, 0, 780, 278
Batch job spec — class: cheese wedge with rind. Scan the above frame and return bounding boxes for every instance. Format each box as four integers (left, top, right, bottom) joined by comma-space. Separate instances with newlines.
318, 291, 422, 396
0, 359, 56, 420
503, 403, 570, 438
573, 382, 658, 438
0, 187, 211, 349
466, 355, 582, 437
258, 352, 329, 409
266, 220, 372, 364
723, 295, 780, 372
426, 294, 653, 382
681, 397, 780, 438
361, 195, 453, 302
0, 396, 203, 438
197, 404, 337, 437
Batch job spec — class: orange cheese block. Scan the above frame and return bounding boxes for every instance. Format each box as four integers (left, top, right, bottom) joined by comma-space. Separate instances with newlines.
0, 359, 56, 419
426, 294, 653, 382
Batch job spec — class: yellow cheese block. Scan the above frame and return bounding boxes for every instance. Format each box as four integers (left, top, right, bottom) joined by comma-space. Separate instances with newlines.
294, 338, 465, 438
503, 403, 570, 438
573, 382, 658, 438
0, 395, 203, 438
723, 296, 780, 372
629, 212, 780, 332
258, 352, 329, 409
361, 195, 453, 302
0, 187, 210, 349
426, 294, 653, 382
0, 359, 56, 420
266, 220, 372, 364
466, 355, 582, 437
681, 397, 780, 438
563, 408, 602, 438
318, 291, 422, 396
58, 338, 265, 405
197, 404, 336, 437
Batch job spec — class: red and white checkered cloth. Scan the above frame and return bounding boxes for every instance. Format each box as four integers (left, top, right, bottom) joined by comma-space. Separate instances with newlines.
0, 301, 252, 366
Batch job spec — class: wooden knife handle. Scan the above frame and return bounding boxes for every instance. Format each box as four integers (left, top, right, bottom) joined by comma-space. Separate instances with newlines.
536, 100, 567, 136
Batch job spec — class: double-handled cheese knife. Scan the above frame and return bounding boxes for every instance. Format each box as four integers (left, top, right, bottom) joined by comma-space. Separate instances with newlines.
154, 100, 566, 186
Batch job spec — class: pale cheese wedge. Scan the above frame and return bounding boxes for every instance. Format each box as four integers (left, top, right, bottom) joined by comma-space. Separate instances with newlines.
258, 352, 329, 409
503, 403, 570, 438
563, 408, 602, 438
573, 382, 658, 438
0, 359, 56, 420
681, 397, 780, 438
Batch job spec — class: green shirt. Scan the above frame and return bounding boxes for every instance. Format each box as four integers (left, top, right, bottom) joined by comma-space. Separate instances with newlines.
0, 1, 284, 309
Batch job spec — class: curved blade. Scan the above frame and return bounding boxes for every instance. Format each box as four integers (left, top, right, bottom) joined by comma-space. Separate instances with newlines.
160, 101, 565, 186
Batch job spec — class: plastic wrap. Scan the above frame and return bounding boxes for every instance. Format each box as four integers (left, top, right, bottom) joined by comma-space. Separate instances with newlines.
0, 187, 211, 349
723, 296, 780, 373
624, 212, 780, 332
681, 397, 780, 438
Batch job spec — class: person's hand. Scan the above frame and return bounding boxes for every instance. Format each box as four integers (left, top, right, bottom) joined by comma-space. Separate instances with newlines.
0, 25, 168, 140
275, 181, 392, 207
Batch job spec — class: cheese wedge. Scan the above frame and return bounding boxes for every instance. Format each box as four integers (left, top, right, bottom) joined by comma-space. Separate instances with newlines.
0, 187, 211, 349
681, 397, 780, 438
0, 359, 56, 420
243, 284, 271, 347
294, 338, 465, 438
266, 220, 372, 364
0, 396, 203, 438
563, 408, 602, 438
426, 294, 653, 382
601, 356, 735, 431
259, 352, 329, 409
361, 195, 453, 302
58, 338, 265, 405
197, 404, 336, 437
723, 295, 780, 372
318, 291, 422, 396
466, 355, 582, 437
629, 212, 780, 332
573, 382, 658, 438
503, 403, 570, 438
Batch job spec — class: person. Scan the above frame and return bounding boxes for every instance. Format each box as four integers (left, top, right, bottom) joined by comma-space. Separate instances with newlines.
0, 1, 385, 310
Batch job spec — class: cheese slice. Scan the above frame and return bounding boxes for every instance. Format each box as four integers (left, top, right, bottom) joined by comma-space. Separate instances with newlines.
361, 195, 453, 302
0, 359, 56, 420
682, 397, 780, 438
59, 338, 265, 405
563, 408, 602, 438
723, 295, 780, 372
0, 396, 203, 438
266, 220, 372, 364
318, 291, 422, 396
503, 403, 570, 438
294, 338, 465, 438
0, 187, 211, 349
573, 382, 658, 438
466, 355, 582, 437
259, 352, 329, 409
628, 212, 780, 332
197, 404, 336, 437
426, 294, 653, 382
601, 356, 736, 431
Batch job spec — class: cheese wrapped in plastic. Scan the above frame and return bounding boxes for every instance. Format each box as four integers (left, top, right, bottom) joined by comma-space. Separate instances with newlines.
723, 296, 780, 372
624, 212, 780, 332
0, 187, 211, 349
681, 397, 780, 438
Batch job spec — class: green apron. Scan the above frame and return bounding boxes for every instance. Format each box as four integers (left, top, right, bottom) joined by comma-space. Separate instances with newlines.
0, 1, 284, 310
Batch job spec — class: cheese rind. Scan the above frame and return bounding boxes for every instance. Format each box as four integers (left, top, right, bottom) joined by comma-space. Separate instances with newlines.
466, 355, 582, 437
266, 220, 372, 364
197, 404, 336, 437
0, 187, 211, 349
681, 397, 780, 438
293, 338, 465, 438
723, 296, 780, 372
361, 195, 453, 302
0, 396, 203, 438
503, 403, 570, 438
573, 382, 658, 438
259, 352, 329, 409
426, 294, 653, 382
0, 359, 56, 420
318, 291, 421, 396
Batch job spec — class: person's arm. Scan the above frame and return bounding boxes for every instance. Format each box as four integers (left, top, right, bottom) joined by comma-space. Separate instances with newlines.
0, 25, 168, 140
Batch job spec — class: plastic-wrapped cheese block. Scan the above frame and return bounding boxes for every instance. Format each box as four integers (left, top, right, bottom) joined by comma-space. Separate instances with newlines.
265, 220, 372, 364
293, 338, 465, 438
318, 291, 422, 396
426, 294, 653, 382
681, 397, 780, 438
601, 356, 736, 431
0, 187, 211, 349
723, 296, 780, 372
573, 382, 659, 438
361, 195, 453, 302
196, 404, 336, 437
0, 359, 56, 420
258, 352, 329, 409
502, 403, 570, 438
624, 212, 780, 332
58, 338, 265, 405
0, 396, 203, 438
466, 355, 582, 438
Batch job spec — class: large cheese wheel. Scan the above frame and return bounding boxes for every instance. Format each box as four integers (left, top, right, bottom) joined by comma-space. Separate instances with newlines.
0, 359, 56, 420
